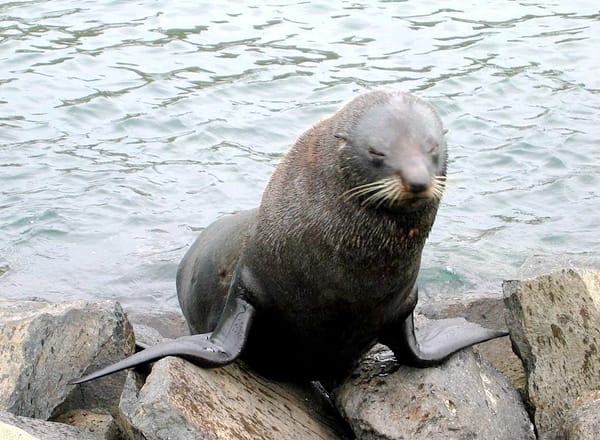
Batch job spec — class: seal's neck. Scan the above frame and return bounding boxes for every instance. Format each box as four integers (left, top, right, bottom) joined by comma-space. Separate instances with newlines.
323, 196, 439, 263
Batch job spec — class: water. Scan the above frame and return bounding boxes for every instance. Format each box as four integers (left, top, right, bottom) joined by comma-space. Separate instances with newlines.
1, 1, 599, 312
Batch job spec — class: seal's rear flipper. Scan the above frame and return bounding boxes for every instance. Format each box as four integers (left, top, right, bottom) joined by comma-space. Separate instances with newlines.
382, 312, 508, 368
136, 341, 150, 350
70, 297, 255, 384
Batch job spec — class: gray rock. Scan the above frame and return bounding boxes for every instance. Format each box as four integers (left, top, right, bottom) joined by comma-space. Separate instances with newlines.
504, 268, 600, 438
117, 372, 148, 440
0, 410, 101, 440
130, 323, 167, 347
0, 298, 135, 419
125, 308, 188, 340
556, 390, 600, 440
120, 356, 352, 440
335, 344, 534, 440
52, 409, 125, 440
126, 308, 188, 347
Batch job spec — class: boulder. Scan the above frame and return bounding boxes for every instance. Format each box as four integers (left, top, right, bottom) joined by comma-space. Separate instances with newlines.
119, 356, 352, 440
0, 410, 101, 440
503, 268, 600, 438
335, 344, 534, 440
555, 390, 600, 440
0, 298, 135, 419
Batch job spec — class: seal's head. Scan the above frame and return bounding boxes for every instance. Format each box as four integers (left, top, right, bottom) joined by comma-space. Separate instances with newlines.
333, 91, 447, 213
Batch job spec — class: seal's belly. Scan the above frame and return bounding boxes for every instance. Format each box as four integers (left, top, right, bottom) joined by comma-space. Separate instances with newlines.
242, 320, 378, 381
240, 242, 419, 381
241, 286, 401, 381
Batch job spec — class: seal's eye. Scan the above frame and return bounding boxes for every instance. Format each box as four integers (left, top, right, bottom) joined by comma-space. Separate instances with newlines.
368, 148, 386, 167
368, 148, 386, 158
425, 143, 438, 155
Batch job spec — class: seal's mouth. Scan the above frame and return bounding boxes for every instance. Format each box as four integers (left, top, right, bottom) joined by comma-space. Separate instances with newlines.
342, 175, 446, 210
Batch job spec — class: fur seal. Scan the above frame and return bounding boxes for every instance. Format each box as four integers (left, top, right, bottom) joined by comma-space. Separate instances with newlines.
72, 90, 506, 385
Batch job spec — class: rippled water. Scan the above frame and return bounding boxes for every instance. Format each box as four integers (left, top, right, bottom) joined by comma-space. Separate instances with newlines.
1, 1, 599, 311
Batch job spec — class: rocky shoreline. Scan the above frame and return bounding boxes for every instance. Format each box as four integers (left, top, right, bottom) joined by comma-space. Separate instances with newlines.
1, 260, 598, 439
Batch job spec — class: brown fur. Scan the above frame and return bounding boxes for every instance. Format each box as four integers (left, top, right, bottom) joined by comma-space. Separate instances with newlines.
238, 90, 448, 380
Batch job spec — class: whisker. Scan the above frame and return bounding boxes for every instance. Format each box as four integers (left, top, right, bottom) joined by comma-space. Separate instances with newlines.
344, 174, 446, 208
393, 181, 405, 201
363, 187, 390, 206
347, 185, 386, 199
357, 179, 387, 204
342, 181, 389, 201
431, 175, 446, 200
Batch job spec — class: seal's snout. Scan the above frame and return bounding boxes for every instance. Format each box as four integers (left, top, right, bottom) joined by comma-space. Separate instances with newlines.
405, 176, 430, 195
397, 159, 431, 196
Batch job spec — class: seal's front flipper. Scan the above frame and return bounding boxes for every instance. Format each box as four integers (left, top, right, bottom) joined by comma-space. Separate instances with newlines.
70, 297, 255, 384
382, 312, 507, 368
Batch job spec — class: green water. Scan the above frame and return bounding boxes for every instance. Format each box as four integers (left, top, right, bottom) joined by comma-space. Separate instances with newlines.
1, 1, 598, 310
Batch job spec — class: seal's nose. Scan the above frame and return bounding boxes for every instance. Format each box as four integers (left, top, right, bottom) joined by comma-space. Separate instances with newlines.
406, 179, 429, 194
399, 160, 431, 194
389, 149, 432, 195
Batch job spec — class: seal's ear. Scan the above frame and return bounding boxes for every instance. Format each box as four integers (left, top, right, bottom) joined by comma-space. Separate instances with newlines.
442, 128, 449, 135
334, 133, 348, 151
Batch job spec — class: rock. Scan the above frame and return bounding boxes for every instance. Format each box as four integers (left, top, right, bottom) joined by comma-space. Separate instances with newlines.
0, 298, 135, 419
555, 390, 600, 440
0, 410, 102, 440
125, 308, 188, 340
503, 268, 600, 438
52, 409, 124, 440
120, 356, 352, 440
418, 295, 525, 391
116, 372, 148, 440
126, 308, 188, 348
335, 344, 534, 440
418, 294, 507, 331
130, 323, 166, 347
